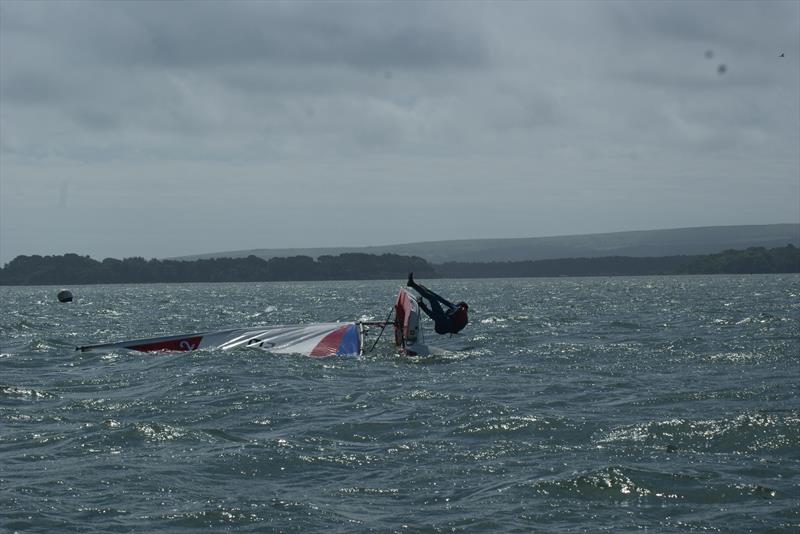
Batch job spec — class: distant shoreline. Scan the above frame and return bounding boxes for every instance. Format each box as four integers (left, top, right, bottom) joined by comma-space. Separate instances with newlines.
168, 223, 800, 264
1, 246, 797, 286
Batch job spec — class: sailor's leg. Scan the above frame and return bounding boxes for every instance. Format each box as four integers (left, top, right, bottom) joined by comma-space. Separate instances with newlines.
424, 298, 446, 323
414, 283, 455, 311
417, 299, 435, 320
409, 279, 437, 302
407, 276, 426, 295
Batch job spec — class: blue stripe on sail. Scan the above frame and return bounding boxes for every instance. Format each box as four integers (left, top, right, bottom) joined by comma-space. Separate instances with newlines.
337, 324, 361, 356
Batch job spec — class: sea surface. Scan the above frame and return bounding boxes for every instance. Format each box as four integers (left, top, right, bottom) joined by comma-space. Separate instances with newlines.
1, 276, 798, 533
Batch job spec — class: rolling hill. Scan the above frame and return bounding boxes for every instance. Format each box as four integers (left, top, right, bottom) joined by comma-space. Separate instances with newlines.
170, 224, 800, 264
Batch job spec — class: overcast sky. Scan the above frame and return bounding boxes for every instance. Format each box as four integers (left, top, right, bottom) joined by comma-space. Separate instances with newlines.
1, 0, 798, 263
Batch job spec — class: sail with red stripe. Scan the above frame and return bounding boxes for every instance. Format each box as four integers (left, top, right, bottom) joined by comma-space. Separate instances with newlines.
394, 288, 430, 356
77, 323, 364, 357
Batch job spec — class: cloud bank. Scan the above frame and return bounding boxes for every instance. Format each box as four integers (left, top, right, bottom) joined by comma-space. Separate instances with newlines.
1, 0, 797, 262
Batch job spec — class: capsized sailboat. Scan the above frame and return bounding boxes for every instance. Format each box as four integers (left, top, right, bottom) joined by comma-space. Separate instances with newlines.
78, 288, 446, 358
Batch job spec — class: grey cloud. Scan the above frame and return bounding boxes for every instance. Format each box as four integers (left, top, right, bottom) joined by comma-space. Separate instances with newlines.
607, 3, 720, 44
0, 0, 494, 158
1, 1, 489, 73
605, 1, 794, 51
481, 86, 560, 131
0, 68, 63, 105
70, 108, 120, 132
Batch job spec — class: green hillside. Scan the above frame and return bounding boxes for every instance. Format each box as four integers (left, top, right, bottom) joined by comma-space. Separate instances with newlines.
171, 224, 800, 264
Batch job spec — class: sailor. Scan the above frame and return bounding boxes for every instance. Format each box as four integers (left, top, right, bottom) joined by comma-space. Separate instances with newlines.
406, 273, 469, 335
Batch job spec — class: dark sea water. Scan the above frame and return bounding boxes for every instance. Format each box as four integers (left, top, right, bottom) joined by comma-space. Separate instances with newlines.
1, 276, 799, 533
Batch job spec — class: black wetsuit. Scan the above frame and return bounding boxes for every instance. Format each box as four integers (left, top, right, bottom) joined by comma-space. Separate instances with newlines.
408, 280, 468, 335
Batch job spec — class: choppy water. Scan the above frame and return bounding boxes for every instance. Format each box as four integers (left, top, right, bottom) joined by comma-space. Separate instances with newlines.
1, 276, 799, 533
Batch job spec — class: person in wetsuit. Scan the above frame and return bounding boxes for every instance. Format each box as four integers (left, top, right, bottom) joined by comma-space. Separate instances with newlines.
406, 273, 469, 335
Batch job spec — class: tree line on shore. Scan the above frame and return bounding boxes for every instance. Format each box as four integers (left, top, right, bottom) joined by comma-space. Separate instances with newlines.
0, 246, 797, 285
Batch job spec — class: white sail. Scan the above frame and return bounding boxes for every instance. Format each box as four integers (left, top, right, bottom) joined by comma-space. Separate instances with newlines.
394, 288, 430, 356
77, 323, 363, 358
